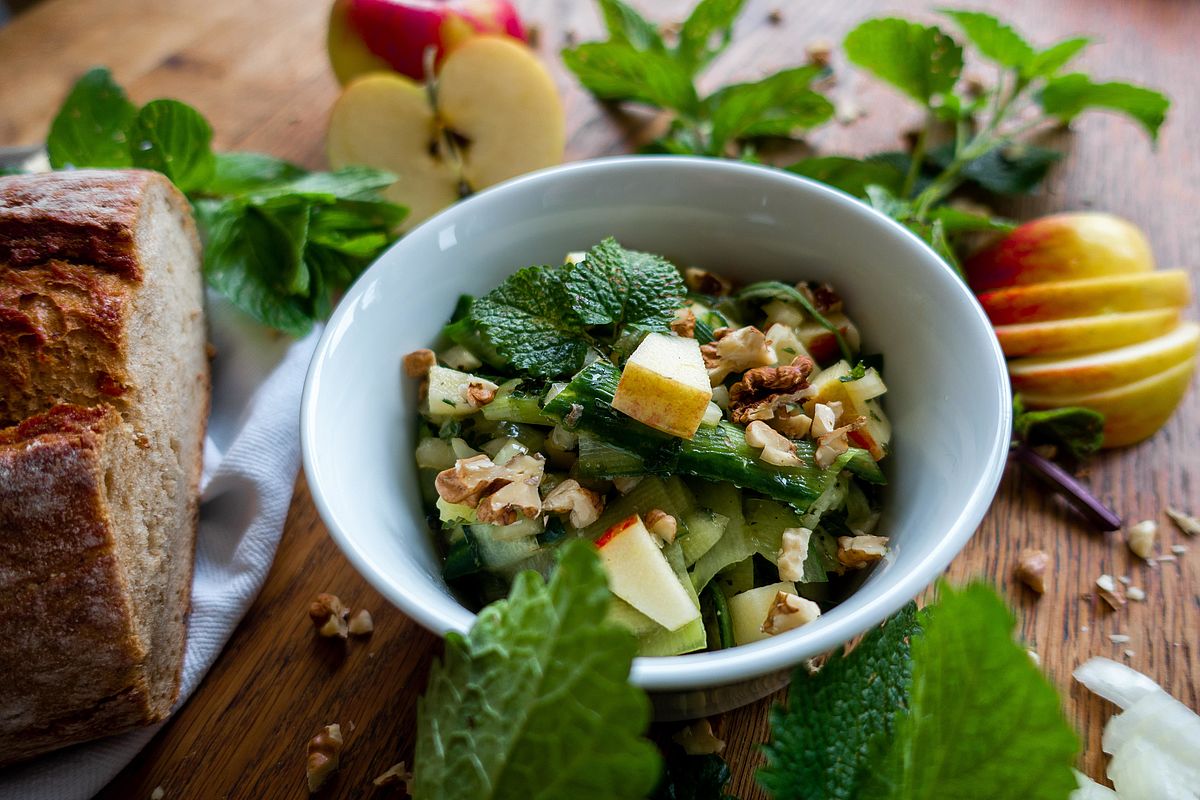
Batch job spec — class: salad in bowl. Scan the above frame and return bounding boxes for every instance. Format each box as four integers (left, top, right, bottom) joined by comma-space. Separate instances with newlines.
405, 236, 891, 656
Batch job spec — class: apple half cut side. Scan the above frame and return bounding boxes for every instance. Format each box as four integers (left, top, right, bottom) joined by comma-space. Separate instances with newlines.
1009, 322, 1200, 396
1022, 357, 1197, 448
596, 514, 701, 632
994, 308, 1181, 358
978, 270, 1192, 326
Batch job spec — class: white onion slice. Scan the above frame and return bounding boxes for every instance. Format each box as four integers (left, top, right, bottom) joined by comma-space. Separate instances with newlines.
1070, 770, 1119, 799
1107, 737, 1200, 800
1073, 657, 1164, 710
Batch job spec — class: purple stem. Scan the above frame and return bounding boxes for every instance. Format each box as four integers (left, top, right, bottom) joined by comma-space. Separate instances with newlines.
1012, 445, 1121, 532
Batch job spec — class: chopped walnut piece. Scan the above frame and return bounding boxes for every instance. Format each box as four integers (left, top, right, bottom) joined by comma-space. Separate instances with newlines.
670, 308, 697, 338
373, 761, 413, 789
542, 479, 606, 528
309, 593, 349, 639
1016, 549, 1049, 594
1126, 520, 1157, 560
745, 420, 804, 467
777, 527, 812, 582
770, 408, 813, 438
1126, 586, 1146, 602
811, 403, 838, 437
435, 454, 508, 506
701, 326, 777, 385
402, 348, 436, 378
837, 535, 888, 569
306, 724, 344, 793
797, 281, 843, 314
645, 508, 678, 545
1096, 574, 1126, 609
684, 267, 734, 296
475, 454, 545, 525
728, 356, 816, 425
463, 381, 497, 408
672, 719, 726, 755
805, 39, 833, 68
762, 591, 821, 635
348, 609, 374, 636
1166, 507, 1200, 537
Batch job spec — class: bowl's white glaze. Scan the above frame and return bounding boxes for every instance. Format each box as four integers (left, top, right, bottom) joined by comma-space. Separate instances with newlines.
301, 156, 1011, 719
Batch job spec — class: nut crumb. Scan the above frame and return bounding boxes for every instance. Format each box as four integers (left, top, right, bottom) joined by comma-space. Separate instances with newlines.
1109, 633, 1131, 644
645, 508, 678, 545
1027, 649, 1040, 666
1126, 586, 1146, 601
673, 718, 726, 755
1095, 574, 1125, 609
1015, 549, 1049, 594
373, 761, 413, 788
1117, 575, 1131, 585
837, 535, 888, 569
777, 527, 812, 582
762, 591, 821, 635
1124, 649, 1136, 658
767, 8, 783, 25
348, 609, 374, 636
1165, 507, 1200, 537
150, 788, 165, 800
1081, 625, 1089, 632
805, 38, 833, 68
684, 267, 733, 297
309, 593, 349, 638
306, 724, 344, 793
463, 381, 497, 408
1126, 520, 1157, 560
402, 348, 436, 378
1171, 544, 1188, 555
670, 308, 697, 338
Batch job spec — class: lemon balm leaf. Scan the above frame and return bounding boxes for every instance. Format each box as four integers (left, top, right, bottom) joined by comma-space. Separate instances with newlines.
844, 18, 963, 106
564, 237, 687, 330
47, 67, 137, 169
1039, 74, 1170, 141
939, 10, 1034, 70
413, 541, 660, 800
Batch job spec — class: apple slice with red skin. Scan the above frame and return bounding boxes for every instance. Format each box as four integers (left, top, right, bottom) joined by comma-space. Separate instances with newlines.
994, 308, 1180, 358
978, 270, 1191, 325
596, 514, 700, 632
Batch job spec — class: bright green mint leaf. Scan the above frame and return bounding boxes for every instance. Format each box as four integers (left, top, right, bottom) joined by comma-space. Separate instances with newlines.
471, 265, 590, 378
1039, 73, 1170, 140
562, 41, 699, 114
707, 66, 833, 151
940, 10, 1033, 70
564, 237, 686, 330
864, 584, 1079, 800
596, 0, 665, 52
759, 603, 920, 800
1013, 400, 1105, 461
1025, 37, 1091, 78
128, 99, 216, 193
928, 206, 1016, 234
47, 67, 137, 169
929, 141, 1061, 195
247, 164, 397, 202
653, 749, 733, 800
412, 540, 660, 800
205, 152, 307, 195
787, 156, 906, 199
676, 0, 746, 75
844, 18, 963, 105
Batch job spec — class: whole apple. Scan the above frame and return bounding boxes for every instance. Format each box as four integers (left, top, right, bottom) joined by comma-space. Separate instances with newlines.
328, 0, 527, 84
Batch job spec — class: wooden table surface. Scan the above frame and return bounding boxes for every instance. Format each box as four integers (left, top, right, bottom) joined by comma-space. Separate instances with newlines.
2, 0, 1197, 797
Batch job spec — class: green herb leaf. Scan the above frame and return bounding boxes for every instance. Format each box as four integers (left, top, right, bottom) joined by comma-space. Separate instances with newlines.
1013, 399, 1105, 461
844, 18, 964, 105
759, 603, 921, 800
245, 164, 397, 202
564, 237, 686, 330
413, 540, 660, 800
128, 99, 217, 193
864, 584, 1079, 800
927, 205, 1016, 234
676, 0, 746, 75
940, 10, 1033, 70
596, 0, 665, 52
561, 41, 699, 113
653, 749, 734, 800
1024, 37, 1091, 79
47, 67, 137, 169
787, 156, 906, 199
1039, 73, 1170, 140
205, 152, 307, 195
929, 141, 1062, 195
707, 67, 834, 152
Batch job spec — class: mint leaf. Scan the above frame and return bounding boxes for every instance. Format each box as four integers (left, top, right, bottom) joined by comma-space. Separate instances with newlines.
1025, 37, 1091, 79
864, 584, 1079, 800
676, 0, 745, 75
759, 603, 920, 800
128, 99, 216, 193
653, 749, 733, 800
413, 540, 660, 800
929, 141, 1061, 195
472, 265, 590, 378
844, 19, 963, 105
562, 41, 699, 113
596, 0, 665, 52
47, 67, 136, 169
564, 237, 686, 330
205, 152, 306, 195
928, 206, 1016, 234
1039, 74, 1170, 140
787, 156, 906, 199
940, 10, 1033, 70
246, 164, 396, 202
707, 67, 833, 151
1013, 401, 1104, 461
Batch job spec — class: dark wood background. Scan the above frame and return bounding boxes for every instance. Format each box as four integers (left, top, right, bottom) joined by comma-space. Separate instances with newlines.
1, 0, 1196, 797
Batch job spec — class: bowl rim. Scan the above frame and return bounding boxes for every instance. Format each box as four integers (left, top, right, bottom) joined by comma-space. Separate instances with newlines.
301, 154, 1012, 692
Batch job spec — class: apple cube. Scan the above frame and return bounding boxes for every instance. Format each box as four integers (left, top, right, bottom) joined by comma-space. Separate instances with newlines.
611, 332, 712, 439
849, 398, 891, 460
796, 312, 860, 364
801, 359, 852, 413
425, 365, 497, 418
596, 514, 701, 632
842, 366, 887, 409
728, 581, 798, 646
764, 322, 812, 365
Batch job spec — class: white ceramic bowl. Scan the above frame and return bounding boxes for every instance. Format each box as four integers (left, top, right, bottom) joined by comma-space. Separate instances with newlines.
301, 156, 1011, 720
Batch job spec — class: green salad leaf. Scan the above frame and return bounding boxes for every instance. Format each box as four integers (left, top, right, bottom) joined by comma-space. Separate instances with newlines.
127, 99, 216, 193
707, 67, 833, 152
786, 156, 906, 199
843, 18, 963, 105
560, 42, 699, 113
939, 10, 1035, 70
1039, 73, 1170, 140
675, 0, 745, 75
412, 540, 660, 800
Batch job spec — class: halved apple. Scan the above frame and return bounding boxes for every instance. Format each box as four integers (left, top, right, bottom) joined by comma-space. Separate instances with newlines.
1022, 357, 1197, 448
327, 36, 564, 230
994, 308, 1181, 358
978, 270, 1191, 325
596, 514, 701, 631
1009, 322, 1200, 396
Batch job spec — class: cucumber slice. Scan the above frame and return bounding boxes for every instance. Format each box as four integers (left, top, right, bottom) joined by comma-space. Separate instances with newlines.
844, 447, 886, 485
467, 523, 539, 570
579, 477, 694, 540
716, 556, 755, 596
576, 433, 647, 478
443, 534, 483, 580
678, 508, 729, 565
481, 379, 553, 425
744, 497, 803, 564
606, 542, 707, 656
689, 482, 754, 592
437, 496, 477, 525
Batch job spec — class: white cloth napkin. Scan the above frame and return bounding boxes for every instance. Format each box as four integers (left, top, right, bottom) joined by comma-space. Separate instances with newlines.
0, 295, 321, 800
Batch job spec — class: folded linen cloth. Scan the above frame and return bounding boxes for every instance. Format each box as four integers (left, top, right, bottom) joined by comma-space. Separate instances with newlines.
0, 297, 321, 800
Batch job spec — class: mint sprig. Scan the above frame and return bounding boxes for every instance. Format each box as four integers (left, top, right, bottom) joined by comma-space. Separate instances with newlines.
412, 540, 660, 800
42, 68, 405, 335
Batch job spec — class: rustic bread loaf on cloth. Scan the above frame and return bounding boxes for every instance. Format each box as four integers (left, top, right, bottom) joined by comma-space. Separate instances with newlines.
0, 170, 209, 765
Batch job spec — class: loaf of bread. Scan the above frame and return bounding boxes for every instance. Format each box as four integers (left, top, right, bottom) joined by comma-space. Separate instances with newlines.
0, 170, 209, 764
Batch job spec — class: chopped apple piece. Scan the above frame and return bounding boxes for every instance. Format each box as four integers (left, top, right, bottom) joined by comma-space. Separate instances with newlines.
978, 270, 1191, 325
848, 398, 890, 460
612, 332, 713, 439
842, 366, 887, 408
596, 514, 701, 631
728, 581, 797, 646
796, 313, 860, 364
801, 359, 852, 413
425, 364, 498, 417
994, 308, 1181, 358
764, 322, 812, 364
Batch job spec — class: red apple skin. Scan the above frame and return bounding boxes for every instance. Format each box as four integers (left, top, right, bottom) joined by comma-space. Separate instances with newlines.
965, 212, 1154, 292
328, 0, 526, 85
595, 514, 640, 549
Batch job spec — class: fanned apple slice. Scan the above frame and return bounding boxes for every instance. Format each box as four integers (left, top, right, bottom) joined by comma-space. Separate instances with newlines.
978, 270, 1191, 325
994, 308, 1181, 358
437, 35, 565, 191
327, 73, 460, 230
